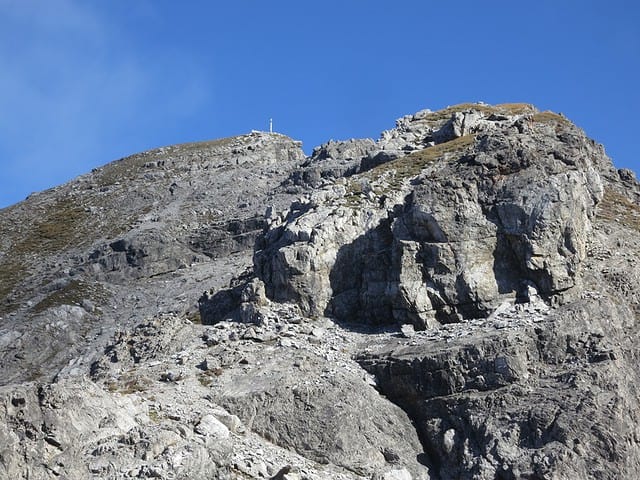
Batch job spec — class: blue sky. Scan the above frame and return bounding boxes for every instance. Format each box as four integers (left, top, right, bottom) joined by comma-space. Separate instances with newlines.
1, 0, 639, 208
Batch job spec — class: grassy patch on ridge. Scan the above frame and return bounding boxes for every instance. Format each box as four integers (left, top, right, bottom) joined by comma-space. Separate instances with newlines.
12, 197, 90, 256
597, 189, 640, 231
417, 103, 536, 123
95, 137, 236, 187
31, 280, 109, 314
371, 134, 477, 180
341, 135, 478, 207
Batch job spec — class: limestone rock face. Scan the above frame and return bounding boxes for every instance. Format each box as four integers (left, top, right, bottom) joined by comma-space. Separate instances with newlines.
1, 103, 639, 479
255, 107, 604, 328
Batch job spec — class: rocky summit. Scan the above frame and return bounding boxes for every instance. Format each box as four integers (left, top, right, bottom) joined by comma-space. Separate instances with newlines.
1, 103, 639, 480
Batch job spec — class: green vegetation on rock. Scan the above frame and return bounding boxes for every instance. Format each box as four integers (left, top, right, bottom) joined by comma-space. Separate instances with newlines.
32, 280, 109, 314
597, 189, 640, 231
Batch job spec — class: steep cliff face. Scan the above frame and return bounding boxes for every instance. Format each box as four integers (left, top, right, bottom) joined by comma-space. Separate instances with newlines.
1, 103, 639, 480
254, 106, 605, 327
246, 106, 640, 478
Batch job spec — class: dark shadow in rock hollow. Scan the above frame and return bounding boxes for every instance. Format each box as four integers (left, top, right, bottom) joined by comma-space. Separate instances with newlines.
326, 218, 396, 327
486, 202, 555, 302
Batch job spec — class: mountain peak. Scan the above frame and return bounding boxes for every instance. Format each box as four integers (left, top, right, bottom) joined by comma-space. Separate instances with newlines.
1, 104, 639, 479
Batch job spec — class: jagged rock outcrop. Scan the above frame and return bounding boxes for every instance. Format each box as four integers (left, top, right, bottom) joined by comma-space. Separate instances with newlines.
1, 103, 639, 479
356, 293, 640, 479
254, 105, 605, 328
289, 139, 378, 188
